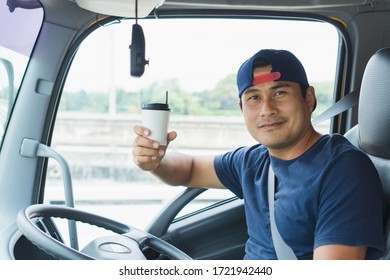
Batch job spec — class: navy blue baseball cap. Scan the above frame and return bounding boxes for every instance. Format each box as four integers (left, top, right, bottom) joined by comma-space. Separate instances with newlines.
237, 49, 310, 97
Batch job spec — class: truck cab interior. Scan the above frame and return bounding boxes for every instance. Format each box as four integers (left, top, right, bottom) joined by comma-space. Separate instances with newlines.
0, 0, 390, 261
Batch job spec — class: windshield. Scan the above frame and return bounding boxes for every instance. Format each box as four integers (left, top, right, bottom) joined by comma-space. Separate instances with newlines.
0, 1, 43, 144
46, 16, 340, 246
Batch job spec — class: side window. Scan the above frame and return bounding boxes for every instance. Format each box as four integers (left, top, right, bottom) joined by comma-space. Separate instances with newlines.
44, 18, 339, 244
0, 2, 43, 145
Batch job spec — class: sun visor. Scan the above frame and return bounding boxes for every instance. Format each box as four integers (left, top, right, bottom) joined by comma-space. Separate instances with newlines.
76, 0, 165, 18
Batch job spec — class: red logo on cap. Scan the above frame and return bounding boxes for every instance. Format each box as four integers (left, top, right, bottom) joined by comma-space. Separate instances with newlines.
252, 72, 281, 86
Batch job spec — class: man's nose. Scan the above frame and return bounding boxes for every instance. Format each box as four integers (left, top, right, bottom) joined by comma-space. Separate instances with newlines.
259, 97, 276, 117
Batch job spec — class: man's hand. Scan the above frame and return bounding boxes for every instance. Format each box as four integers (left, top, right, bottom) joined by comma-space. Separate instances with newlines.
132, 125, 177, 171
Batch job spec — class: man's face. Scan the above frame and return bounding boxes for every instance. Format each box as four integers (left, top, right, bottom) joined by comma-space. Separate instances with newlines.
240, 66, 316, 156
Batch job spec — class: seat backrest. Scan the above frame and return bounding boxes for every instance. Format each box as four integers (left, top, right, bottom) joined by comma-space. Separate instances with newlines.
344, 47, 390, 259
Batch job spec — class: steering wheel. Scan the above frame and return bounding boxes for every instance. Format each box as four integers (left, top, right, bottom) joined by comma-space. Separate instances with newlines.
17, 204, 192, 260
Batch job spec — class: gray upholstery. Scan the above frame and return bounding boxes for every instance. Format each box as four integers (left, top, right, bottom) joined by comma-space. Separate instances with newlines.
344, 47, 390, 259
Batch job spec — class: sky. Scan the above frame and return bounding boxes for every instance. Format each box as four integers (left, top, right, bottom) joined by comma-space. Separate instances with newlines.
64, 18, 339, 94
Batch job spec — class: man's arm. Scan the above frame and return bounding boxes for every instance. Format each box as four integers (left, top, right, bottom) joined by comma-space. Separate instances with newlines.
313, 245, 367, 260
132, 125, 225, 189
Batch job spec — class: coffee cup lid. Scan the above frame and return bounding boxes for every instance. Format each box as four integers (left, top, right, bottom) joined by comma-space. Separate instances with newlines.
141, 103, 170, 111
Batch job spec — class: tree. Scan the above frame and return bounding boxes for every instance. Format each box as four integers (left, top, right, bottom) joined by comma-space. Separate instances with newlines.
193, 74, 240, 115
140, 79, 195, 115
60, 90, 108, 112
59, 75, 334, 117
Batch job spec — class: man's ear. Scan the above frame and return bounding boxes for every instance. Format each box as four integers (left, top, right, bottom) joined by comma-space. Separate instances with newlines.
238, 98, 243, 111
305, 86, 316, 112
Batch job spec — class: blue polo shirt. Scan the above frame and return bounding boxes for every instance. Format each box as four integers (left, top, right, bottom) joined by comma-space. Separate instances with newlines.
214, 134, 385, 259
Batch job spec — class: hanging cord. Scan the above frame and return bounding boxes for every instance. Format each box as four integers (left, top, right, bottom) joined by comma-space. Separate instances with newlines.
135, 0, 138, 23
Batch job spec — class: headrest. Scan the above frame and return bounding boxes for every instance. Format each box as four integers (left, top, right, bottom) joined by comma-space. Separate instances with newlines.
359, 47, 390, 159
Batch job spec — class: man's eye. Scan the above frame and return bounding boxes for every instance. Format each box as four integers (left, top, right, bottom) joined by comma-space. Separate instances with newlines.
275, 91, 286, 97
249, 95, 260, 100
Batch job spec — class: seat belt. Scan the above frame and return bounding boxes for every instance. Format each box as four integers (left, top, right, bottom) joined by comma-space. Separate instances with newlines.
311, 88, 360, 126
268, 165, 298, 260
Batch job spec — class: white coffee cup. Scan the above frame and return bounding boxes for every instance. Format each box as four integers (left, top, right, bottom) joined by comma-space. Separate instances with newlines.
141, 103, 171, 146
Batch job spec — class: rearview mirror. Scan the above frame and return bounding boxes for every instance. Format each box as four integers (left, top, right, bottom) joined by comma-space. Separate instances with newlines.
130, 23, 149, 77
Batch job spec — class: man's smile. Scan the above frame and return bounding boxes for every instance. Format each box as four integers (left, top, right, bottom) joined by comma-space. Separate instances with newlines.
257, 119, 287, 130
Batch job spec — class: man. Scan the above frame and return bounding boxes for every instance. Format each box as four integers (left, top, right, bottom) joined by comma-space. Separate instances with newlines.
132, 49, 385, 260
